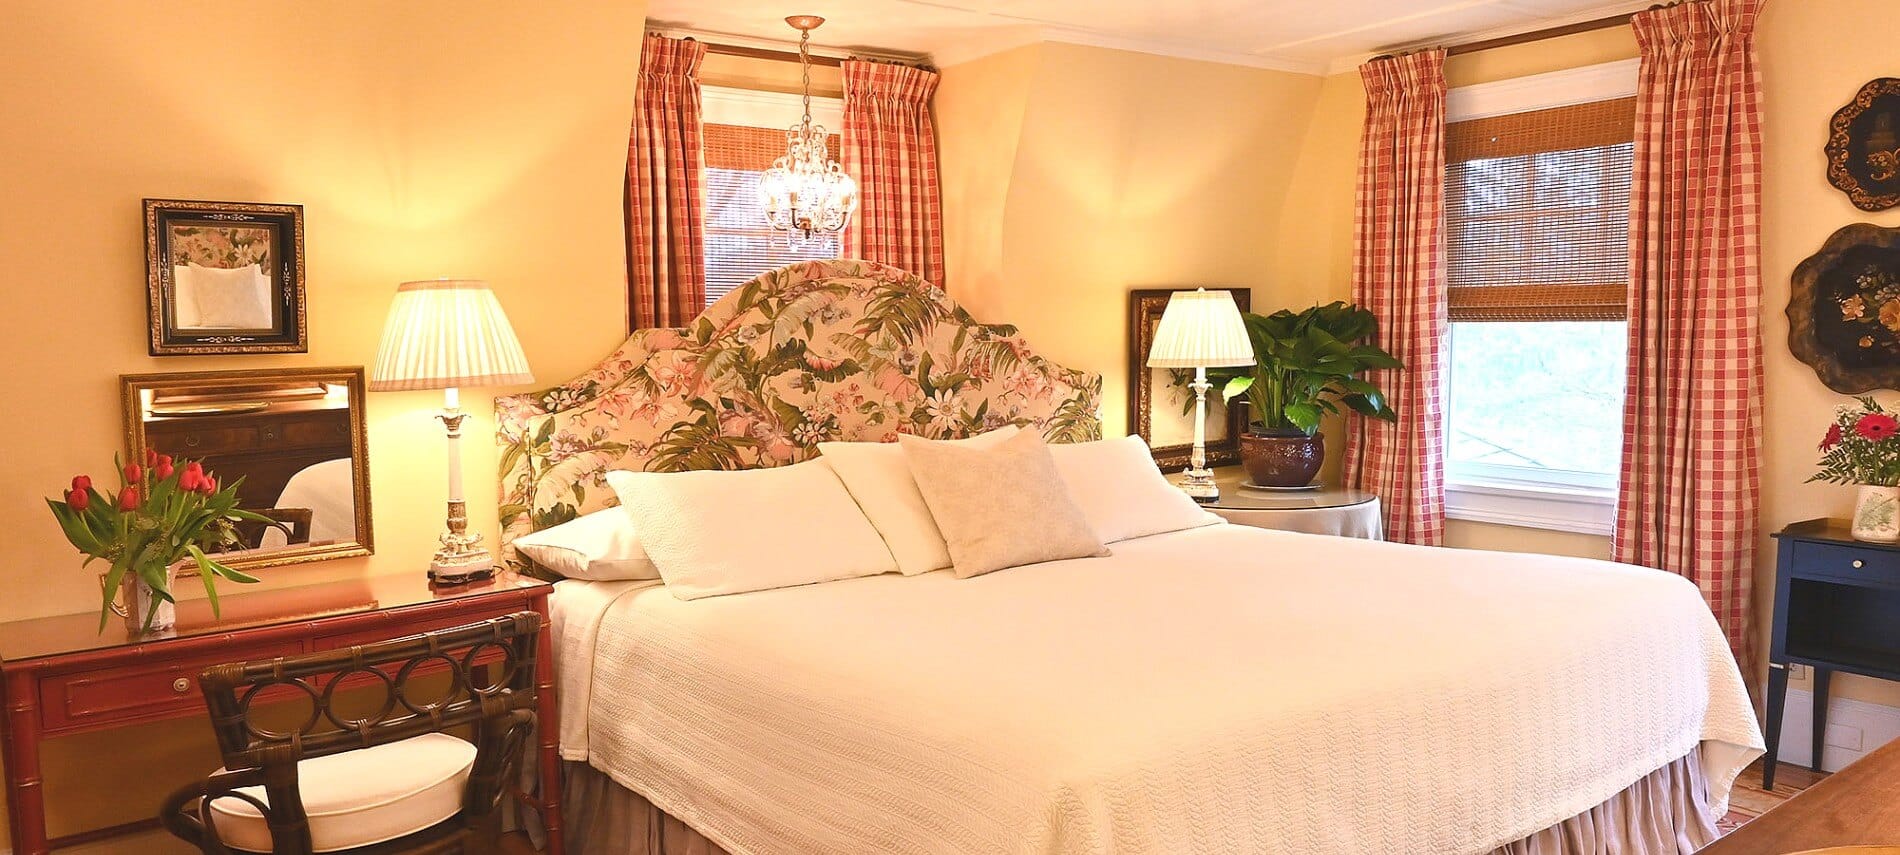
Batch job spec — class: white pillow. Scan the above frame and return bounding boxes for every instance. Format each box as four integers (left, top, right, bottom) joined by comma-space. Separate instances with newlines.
511, 508, 657, 581
178, 263, 273, 329
606, 459, 898, 600
819, 425, 1020, 575
1047, 435, 1224, 544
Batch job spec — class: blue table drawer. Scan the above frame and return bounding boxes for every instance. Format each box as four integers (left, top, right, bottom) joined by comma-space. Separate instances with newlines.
1790, 540, 1900, 587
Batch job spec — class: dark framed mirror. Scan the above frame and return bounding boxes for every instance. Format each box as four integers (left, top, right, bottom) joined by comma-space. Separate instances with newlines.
144, 198, 307, 355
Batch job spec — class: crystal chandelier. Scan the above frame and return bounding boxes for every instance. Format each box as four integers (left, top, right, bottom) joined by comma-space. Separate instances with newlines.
757, 15, 858, 239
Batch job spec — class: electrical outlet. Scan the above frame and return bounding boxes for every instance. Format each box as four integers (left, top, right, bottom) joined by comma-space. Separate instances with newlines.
1789, 663, 1809, 681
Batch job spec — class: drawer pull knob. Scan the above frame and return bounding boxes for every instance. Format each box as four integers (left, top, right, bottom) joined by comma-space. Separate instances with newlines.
184, 436, 200, 448
172, 678, 191, 694
1854, 560, 1866, 569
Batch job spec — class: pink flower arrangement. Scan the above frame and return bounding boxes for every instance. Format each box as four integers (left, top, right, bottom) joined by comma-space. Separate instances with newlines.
1813, 397, 1900, 487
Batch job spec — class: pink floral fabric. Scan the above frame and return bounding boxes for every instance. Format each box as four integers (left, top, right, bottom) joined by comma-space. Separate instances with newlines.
1615, 0, 1766, 666
1342, 50, 1449, 547
497, 259, 1102, 555
841, 61, 945, 287
627, 35, 707, 330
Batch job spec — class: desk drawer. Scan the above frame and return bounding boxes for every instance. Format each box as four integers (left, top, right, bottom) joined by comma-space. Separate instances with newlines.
310, 597, 532, 652
1790, 540, 1900, 587
41, 640, 304, 734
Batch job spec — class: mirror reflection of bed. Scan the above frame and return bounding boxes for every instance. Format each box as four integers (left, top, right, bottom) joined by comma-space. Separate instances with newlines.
121, 367, 372, 569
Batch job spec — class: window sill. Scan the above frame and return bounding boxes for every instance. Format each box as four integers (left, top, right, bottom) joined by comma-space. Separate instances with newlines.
1444, 478, 1616, 536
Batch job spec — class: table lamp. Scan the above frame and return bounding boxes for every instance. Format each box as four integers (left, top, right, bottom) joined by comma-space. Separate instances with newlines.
1147, 288, 1254, 503
370, 279, 533, 584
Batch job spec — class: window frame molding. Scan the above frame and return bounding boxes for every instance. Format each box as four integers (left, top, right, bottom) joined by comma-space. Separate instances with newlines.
1446, 59, 1638, 123
702, 85, 844, 132
1442, 59, 1638, 536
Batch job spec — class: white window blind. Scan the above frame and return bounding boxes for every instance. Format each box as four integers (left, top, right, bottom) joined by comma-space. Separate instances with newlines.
701, 95, 843, 306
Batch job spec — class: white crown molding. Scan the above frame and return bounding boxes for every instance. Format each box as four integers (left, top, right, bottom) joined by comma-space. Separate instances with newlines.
930, 25, 1328, 75
1324, 0, 1655, 76
703, 85, 845, 131
1030, 25, 1328, 75
926, 29, 1046, 70
1447, 58, 1638, 121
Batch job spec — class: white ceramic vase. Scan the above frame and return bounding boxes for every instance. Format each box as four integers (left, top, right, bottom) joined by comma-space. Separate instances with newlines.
1851, 484, 1900, 543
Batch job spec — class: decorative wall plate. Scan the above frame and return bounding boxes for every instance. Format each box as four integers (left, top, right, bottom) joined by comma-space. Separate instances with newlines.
1790, 223, 1900, 393
1827, 78, 1900, 212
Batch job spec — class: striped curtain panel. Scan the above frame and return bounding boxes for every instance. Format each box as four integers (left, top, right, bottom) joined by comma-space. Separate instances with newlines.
841, 60, 946, 287
1615, 0, 1766, 666
1342, 50, 1450, 547
626, 35, 707, 330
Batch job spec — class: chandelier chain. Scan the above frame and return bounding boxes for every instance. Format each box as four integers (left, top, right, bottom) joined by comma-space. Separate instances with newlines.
799, 28, 813, 126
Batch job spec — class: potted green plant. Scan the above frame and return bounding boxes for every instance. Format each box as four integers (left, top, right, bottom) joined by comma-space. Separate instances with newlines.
46, 450, 268, 634
1212, 301, 1401, 487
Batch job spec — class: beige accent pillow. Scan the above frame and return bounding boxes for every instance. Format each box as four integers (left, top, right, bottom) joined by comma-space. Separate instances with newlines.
819, 425, 1020, 576
899, 430, 1107, 578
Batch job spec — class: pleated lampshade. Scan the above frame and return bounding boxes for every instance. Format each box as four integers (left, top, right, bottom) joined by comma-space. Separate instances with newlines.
369, 279, 534, 391
1146, 289, 1254, 369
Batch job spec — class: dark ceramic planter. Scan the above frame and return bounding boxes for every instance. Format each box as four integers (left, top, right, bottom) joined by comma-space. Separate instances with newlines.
1239, 430, 1324, 488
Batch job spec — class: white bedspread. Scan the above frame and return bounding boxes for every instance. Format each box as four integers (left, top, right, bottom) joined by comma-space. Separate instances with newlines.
557, 523, 1762, 855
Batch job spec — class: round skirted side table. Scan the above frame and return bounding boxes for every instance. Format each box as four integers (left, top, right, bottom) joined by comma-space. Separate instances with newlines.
1188, 467, 1384, 540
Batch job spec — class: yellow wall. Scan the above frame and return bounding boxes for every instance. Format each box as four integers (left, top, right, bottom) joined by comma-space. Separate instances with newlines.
938, 44, 1324, 436
0, 0, 648, 846
701, 53, 844, 98
1271, 5, 1900, 711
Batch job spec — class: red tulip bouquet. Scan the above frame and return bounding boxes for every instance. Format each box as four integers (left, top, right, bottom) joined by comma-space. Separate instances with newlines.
47, 449, 269, 633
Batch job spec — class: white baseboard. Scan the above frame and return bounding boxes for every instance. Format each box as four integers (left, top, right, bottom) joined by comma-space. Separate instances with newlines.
1775, 688, 1900, 771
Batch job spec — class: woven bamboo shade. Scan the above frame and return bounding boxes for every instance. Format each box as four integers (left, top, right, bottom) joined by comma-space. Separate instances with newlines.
705, 124, 840, 171
1446, 97, 1635, 322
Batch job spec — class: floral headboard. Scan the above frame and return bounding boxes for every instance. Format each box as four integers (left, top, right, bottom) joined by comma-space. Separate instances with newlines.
495, 259, 1102, 559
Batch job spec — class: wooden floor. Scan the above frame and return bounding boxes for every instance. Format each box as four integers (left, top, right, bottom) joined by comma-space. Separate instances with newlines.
1717, 758, 1827, 836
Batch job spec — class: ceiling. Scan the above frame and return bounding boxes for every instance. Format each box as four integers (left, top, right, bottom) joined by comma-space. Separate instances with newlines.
647, 0, 1654, 75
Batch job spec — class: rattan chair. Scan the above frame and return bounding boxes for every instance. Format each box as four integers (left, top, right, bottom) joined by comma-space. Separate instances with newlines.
160, 611, 543, 854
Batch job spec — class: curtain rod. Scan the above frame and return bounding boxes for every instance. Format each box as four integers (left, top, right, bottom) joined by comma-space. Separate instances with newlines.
1445, 10, 1637, 56
1376, 1, 1683, 61
701, 41, 845, 68
655, 26, 929, 69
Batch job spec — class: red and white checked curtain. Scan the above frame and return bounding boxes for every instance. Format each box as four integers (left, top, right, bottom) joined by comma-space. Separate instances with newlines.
841, 60, 946, 287
626, 35, 706, 330
1343, 50, 1449, 547
1615, 0, 1766, 666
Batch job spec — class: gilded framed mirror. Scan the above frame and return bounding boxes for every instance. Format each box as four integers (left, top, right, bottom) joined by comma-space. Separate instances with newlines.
1128, 288, 1250, 472
120, 366, 372, 570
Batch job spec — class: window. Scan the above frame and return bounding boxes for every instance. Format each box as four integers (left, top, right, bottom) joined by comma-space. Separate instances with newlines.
701, 87, 844, 306
1442, 62, 1637, 533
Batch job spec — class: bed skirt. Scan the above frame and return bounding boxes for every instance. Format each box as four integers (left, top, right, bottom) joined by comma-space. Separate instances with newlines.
563, 747, 1718, 855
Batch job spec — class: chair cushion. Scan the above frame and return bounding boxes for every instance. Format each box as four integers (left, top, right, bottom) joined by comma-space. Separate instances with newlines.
208, 732, 478, 853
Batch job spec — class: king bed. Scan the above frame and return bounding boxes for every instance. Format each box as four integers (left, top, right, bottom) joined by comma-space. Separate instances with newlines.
495, 259, 1762, 855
